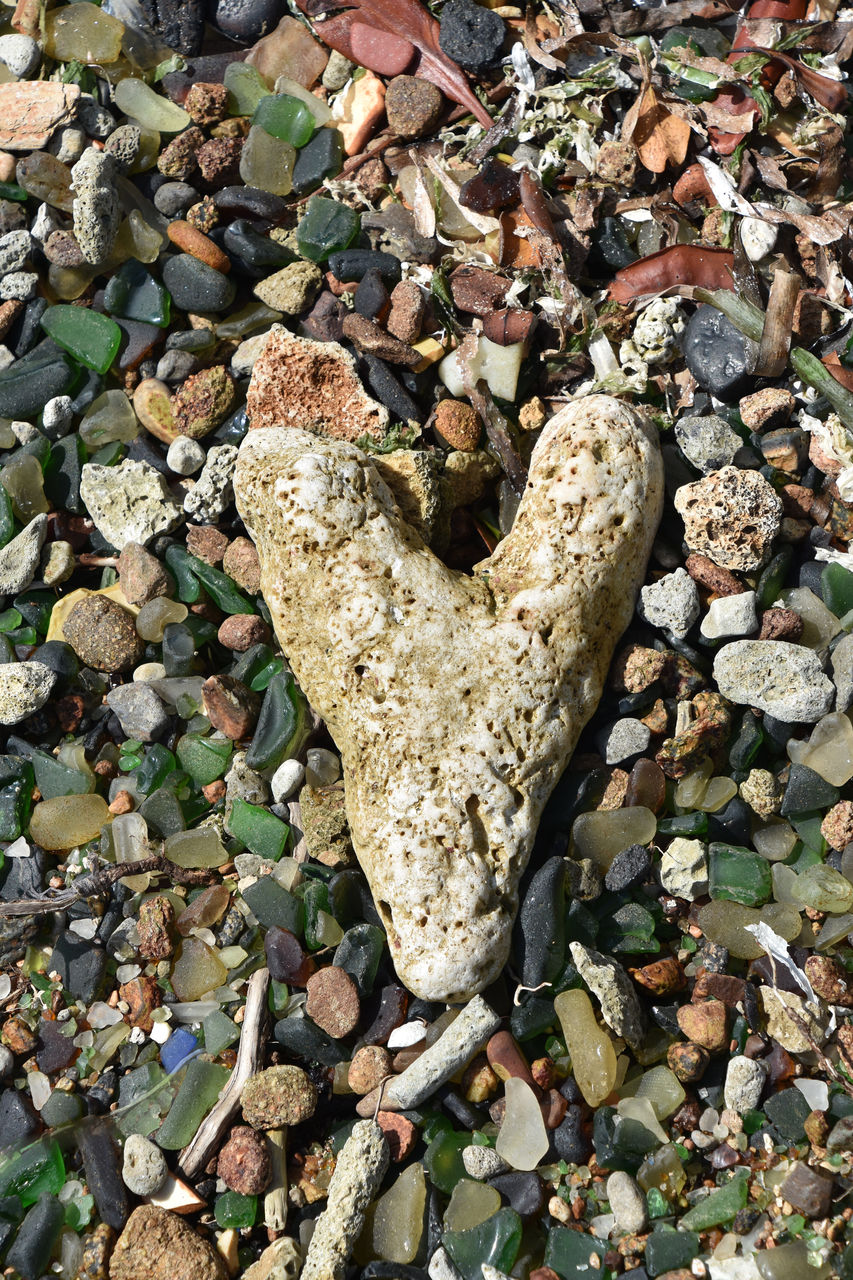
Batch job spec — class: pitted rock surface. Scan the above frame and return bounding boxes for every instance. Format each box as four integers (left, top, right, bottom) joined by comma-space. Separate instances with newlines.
674, 465, 782, 572
234, 395, 663, 1001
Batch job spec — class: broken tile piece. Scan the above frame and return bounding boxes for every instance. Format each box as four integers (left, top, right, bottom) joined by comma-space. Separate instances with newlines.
0, 82, 80, 151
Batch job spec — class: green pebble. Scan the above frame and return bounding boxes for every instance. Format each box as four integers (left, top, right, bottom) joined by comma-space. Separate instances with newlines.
40, 306, 122, 375
253, 94, 315, 147
227, 797, 289, 861
296, 195, 359, 264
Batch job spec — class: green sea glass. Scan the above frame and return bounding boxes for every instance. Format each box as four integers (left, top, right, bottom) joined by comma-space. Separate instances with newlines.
296, 196, 359, 263
253, 94, 315, 147
40, 306, 122, 374
104, 259, 171, 328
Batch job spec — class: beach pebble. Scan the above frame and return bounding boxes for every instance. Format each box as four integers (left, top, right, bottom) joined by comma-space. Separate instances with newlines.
122, 1133, 169, 1197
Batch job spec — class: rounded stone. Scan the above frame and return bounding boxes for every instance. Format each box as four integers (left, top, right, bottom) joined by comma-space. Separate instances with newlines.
207, 0, 284, 44
348, 1044, 392, 1095
217, 1124, 271, 1194
724, 1055, 768, 1112
122, 1133, 168, 1197
172, 365, 237, 440
166, 220, 230, 274
154, 182, 200, 218
713, 640, 835, 723
166, 435, 206, 475
162, 253, 236, 313
0, 34, 41, 79
438, 0, 506, 71
606, 1171, 648, 1234
384, 75, 443, 139
63, 595, 145, 673
435, 399, 481, 452
241, 1064, 317, 1129
682, 304, 754, 400
305, 964, 361, 1038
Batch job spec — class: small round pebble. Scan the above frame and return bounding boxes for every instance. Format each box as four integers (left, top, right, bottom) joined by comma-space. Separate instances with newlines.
162, 254, 236, 314
724, 1055, 768, 1112
700, 590, 758, 640
42, 395, 74, 437
241, 1065, 317, 1129
606, 1171, 648, 1234
63, 596, 145, 673
121, 1133, 168, 1197
439, 0, 506, 70
270, 757, 305, 803
305, 965, 361, 1038
435, 399, 481, 451
348, 1044, 392, 1095
384, 76, 443, 139
218, 614, 272, 653
604, 844, 651, 893
461, 1145, 508, 1180
154, 182, 200, 218
166, 435, 207, 476
217, 1124, 271, 1195
0, 34, 40, 79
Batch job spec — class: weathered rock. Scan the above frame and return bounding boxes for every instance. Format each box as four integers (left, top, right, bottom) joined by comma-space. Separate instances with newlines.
71, 147, 120, 265
246, 326, 389, 441
0, 82, 79, 151
0, 512, 45, 593
234, 395, 663, 1000
0, 660, 56, 724
674, 466, 782, 572
110, 1205, 228, 1280
569, 942, 645, 1050
80, 459, 184, 549
714, 641, 835, 723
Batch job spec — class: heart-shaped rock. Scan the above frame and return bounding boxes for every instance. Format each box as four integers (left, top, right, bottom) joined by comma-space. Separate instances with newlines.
234, 395, 663, 1001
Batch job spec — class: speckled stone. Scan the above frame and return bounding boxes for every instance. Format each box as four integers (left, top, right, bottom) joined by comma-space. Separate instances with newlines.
71, 147, 120, 265
241, 1065, 317, 1129
234, 395, 663, 1001
63, 596, 144, 673
674, 466, 782, 573
300, 1120, 389, 1280
714, 640, 835, 723
0, 660, 56, 725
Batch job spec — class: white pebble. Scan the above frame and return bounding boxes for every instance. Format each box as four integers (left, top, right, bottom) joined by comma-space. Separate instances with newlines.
270, 758, 305, 803
740, 217, 778, 263
166, 434, 206, 476
700, 591, 758, 640
28, 1070, 51, 1111
122, 1133, 169, 1196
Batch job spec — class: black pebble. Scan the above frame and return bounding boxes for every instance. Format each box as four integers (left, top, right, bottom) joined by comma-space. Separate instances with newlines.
604, 843, 651, 892
137, 0, 205, 56
47, 931, 108, 1004
0, 1090, 41, 1148
10, 297, 47, 357
361, 353, 424, 423
797, 557, 824, 597
551, 1104, 591, 1164
5, 1193, 64, 1280
162, 254, 236, 314
682, 304, 754, 401
78, 1124, 129, 1231
517, 855, 566, 989
354, 268, 390, 322
439, 0, 506, 70
328, 249, 403, 286
207, 0, 283, 43
488, 1170, 545, 1222
706, 794, 752, 845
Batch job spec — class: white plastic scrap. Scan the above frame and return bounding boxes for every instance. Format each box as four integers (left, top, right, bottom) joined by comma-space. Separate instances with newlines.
744, 921, 819, 1002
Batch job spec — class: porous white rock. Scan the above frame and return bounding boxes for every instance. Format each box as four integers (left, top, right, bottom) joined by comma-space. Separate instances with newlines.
234, 395, 663, 1001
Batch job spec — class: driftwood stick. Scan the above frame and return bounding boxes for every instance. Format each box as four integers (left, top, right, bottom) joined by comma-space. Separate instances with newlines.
177, 966, 270, 1178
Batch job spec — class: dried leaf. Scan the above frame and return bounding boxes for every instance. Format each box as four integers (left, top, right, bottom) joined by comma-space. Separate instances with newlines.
624, 85, 692, 174
608, 245, 735, 303
293, 0, 492, 128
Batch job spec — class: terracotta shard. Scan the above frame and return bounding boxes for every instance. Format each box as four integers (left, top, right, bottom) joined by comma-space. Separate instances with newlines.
0, 82, 80, 152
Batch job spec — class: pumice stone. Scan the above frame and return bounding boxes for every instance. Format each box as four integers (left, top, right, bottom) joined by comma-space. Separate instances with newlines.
234, 394, 664, 1001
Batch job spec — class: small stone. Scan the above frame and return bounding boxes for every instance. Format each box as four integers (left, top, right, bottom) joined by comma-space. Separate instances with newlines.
133, 379, 179, 445
676, 999, 728, 1053
218, 1125, 271, 1195
568, 942, 645, 1050
714, 640, 834, 723
0, 34, 40, 79
376, 1110, 417, 1161
186, 524, 229, 566
184, 83, 229, 127
0, 229, 31, 277
64, 596, 144, 673
740, 769, 784, 819
778, 1162, 833, 1218
0, 659, 55, 724
81, 459, 184, 549
820, 800, 853, 852
119, 976, 161, 1031
222, 536, 261, 594
41, 539, 75, 586
675, 414, 746, 473
700, 591, 758, 640
0, 82, 79, 152
218, 614, 271, 652
104, 124, 141, 172
760, 988, 827, 1053
462, 1145, 508, 1180
44, 228, 85, 267
596, 717, 652, 765
305, 964, 361, 1037
658, 837, 708, 900
373, 449, 445, 544
117, 543, 174, 607
384, 75, 443, 138
348, 1044, 392, 1095
667, 1040, 710, 1083
724, 1056, 768, 1112
740, 217, 778, 262
449, 264, 509, 315
674, 467, 782, 572
167, 220, 230, 275
300, 783, 354, 867
71, 147, 120, 266
254, 261, 323, 315
247, 326, 389, 441
241, 1065, 318, 1129
341, 311, 420, 366
122, 1133, 169, 1197
241, 1237, 302, 1280
232, 331, 275, 379
804, 954, 853, 1005
162, 253, 236, 313
202, 674, 260, 739
110, 1206, 228, 1280
78, 1223, 116, 1280
606, 1171, 648, 1235
172, 366, 237, 440
757, 607, 804, 642
0, 511, 45, 593
435, 398, 481, 451
158, 128, 204, 181
638, 568, 700, 639
136, 895, 175, 961
106, 682, 169, 741
439, 0, 505, 71
0, 270, 35, 300
605, 844, 651, 892
166, 435, 206, 476
184, 444, 238, 523
682, 305, 754, 399
826, 1115, 853, 1153
154, 182, 199, 218
322, 49, 354, 91
739, 388, 795, 433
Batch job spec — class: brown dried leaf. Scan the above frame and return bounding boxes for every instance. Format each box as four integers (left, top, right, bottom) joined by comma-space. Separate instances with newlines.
608, 245, 735, 303
293, 0, 492, 128
624, 84, 692, 174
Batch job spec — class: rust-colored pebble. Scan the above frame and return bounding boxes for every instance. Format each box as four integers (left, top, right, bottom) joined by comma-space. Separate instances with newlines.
217, 614, 271, 652
167, 219, 231, 274
376, 1110, 417, 1161
348, 1044, 392, 1095
434, 398, 481, 451
217, 1125, 271, 1195
305, 965, 361, 1038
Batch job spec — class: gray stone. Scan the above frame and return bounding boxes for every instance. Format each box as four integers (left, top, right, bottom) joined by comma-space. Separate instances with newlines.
322, 49, 355, 91
42, 395, 74, 437
80, 458, 184, 550
29, 203, 62, 245
568, 942, 645, 1050
0, 1045, 14, 1078
675, 414, 745, 474
71, 147, 120, 265
596, 717, 651, 765
0, 229, 31, 277
0, 513, 46, 594
183, 444, 238, 523
714, 640, 835, 723
75, 95, 115, 138
461, 1145, 508, 1180
225, 751, 270, 821
638, 566, 700, 638
831, 632, 853, 713
155, 348, 199, 384
429, 1248, 464, 1280
0, 272, 36, 301
0, 661, 57, 725
105, 683, 169, 742
241, 1237, 302, 1280
606, 1171, 648, 1234
659, 836, 708, 900
48, 124, 86, 165
41, 540, 75, 587
301, 1120, 389, 1280
724, 1055, 768, 1112
0, 34, 40, 79
700, 590, 758, 640
121, 1133, 168, 1197
826, 1114, 853, 1153
153, 181, 199, 217
166, 435, 206, 476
